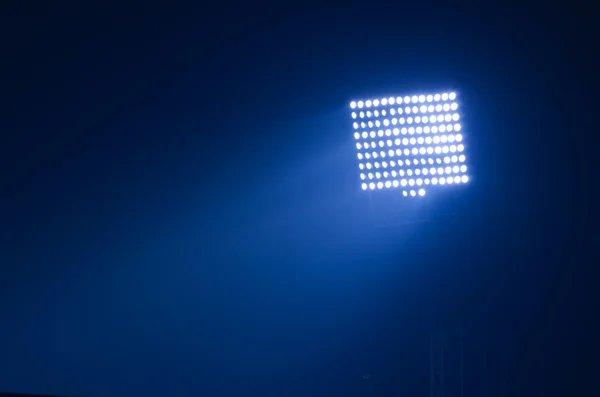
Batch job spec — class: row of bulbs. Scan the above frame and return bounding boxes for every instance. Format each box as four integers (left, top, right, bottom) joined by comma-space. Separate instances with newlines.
361, 174, 469, 191
362, 162, 467, 174
351, 103, 458, 120
358, 154, 466, 169
353, 114, 460, 128
356, 134, 463, 150
358, 153, 465, 170
403, 189, 427, 197
350, 93, 457, 109
354, 114, 459, 129
361, 165, 468, 179
402, 189, 425, 197
354, 124, 462, 139
358, 144, 465, 158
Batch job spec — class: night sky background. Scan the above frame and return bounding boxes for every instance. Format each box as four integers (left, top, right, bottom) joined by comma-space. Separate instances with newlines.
0, 4, 594, 397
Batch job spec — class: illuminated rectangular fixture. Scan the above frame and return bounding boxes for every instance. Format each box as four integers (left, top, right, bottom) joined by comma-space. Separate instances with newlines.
349, 92, 469, 197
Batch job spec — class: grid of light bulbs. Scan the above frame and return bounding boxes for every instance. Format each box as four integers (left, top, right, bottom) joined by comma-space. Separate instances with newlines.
350, 92, 468, 197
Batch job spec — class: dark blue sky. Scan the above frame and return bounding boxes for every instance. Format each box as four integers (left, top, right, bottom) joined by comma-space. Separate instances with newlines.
0, 5, 592, 397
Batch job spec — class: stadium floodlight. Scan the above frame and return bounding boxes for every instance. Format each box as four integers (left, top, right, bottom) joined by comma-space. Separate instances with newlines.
350, 91, 468, 197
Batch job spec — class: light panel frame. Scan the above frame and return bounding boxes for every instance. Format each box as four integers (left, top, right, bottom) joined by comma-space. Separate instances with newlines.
349, 91, 469, 197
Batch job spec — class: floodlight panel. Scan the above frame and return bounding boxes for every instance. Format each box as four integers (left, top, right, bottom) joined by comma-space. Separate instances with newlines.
349, 91, 469, 197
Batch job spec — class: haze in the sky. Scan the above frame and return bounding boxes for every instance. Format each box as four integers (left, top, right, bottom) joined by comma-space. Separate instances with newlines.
0, 6, 590, 397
